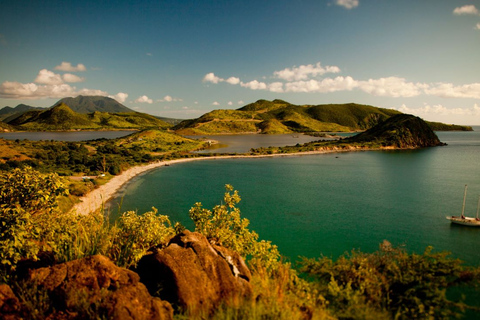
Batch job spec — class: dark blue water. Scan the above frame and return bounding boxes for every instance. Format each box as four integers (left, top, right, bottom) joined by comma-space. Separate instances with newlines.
0, 130, 136, 141
109, 129, 480, 266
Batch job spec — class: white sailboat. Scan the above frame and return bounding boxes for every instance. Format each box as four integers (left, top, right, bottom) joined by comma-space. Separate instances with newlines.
446, 185, 480, 227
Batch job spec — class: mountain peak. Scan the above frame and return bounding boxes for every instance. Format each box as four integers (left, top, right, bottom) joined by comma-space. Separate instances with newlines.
54, 95, 133, 113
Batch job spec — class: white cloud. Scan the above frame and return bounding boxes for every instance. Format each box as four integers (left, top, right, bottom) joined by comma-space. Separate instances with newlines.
274, 62, 341, 81
110, 92, 129, 103
0, 81, 108, 100
34, 69, 64, 85
228, 101, 233, 105
203, 72, 222, 84
268, 82, 284, 93
135, 95, 153, 104
396, 103, 480, 121
226, 77, 240, 85
240, 80, 267, 90
238, 100, 244, 105
158, 95, 182, 102
334, 0, 359, 10
77, 88, 109, 96
358, 77, 427, 97
476, 23, 480, 30
62, 73, 85, 83
424, 82, 480, 99
285, 76, 357, 93
212, 101, 220, 106
453, 5, 479, 16
54, 62, 87, 72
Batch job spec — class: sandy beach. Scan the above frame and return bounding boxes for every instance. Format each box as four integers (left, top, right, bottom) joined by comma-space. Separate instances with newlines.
70, 151, 337, 215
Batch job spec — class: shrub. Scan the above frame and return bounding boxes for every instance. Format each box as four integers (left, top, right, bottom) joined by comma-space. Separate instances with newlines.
189, 185, 280, 272
109, 208, 175, 268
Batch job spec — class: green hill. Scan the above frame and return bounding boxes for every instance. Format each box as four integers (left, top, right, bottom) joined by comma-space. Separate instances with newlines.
174, 100, 398, 134
6, 104, 171, 131
346, 114, 445, 148
174, 99, 472, 135
54, 95, 134, 113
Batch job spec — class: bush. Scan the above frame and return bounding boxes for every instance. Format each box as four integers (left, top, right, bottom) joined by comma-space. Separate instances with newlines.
299, 240, 480, 319
0, 167, 68, 277
109, 208, 175, 268
189, 185, 280, 272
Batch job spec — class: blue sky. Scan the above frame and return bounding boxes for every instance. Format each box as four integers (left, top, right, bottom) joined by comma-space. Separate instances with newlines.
1, 0, 479, 124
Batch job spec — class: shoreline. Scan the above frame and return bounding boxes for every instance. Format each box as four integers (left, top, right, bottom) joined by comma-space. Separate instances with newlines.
70, 150, 342, 215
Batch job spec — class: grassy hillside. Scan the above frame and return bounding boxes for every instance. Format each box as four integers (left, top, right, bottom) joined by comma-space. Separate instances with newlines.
5, 104, 171, 131
174, 99, 472, 135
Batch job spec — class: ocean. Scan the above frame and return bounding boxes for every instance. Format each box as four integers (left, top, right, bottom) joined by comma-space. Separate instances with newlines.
108, 128, 480, 265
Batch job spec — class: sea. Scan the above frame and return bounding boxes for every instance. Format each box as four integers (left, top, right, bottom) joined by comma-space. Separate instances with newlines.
108, 127, 480, 267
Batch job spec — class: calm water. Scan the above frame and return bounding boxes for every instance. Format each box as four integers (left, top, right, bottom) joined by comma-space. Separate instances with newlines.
109, 128, 480, 266
187, 133, 353, 154
0, 130, 136, 141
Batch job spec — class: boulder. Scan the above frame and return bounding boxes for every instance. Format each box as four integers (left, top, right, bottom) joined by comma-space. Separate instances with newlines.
28, 255, 173, 320
0, 284, 22, 320
136, 230, 252, 314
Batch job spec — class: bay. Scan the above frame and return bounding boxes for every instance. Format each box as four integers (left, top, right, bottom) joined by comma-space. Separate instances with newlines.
109, 128, 480, 266
0, 130, 136, 141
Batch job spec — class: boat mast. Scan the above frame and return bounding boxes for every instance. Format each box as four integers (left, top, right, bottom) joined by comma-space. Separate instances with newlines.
461, 185, 467, 218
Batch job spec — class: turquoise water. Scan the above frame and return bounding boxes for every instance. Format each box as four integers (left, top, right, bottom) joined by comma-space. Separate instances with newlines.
109, 129, 480, 265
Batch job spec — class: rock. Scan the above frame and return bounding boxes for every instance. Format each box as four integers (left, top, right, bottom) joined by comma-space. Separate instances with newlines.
136, 230, 252, 314
28, 255, 173, 320
0, 284, 22, 320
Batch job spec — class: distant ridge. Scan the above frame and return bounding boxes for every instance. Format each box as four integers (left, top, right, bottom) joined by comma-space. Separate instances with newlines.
174, 99, 472, 134
54, 95, 134, 113
6, 103, 171, 131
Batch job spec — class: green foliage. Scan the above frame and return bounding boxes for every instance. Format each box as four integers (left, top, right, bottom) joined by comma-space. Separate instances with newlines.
0, 167, 68, 274
299, 241, 480, 319
109, 208, 175, 268
189, 185, 280, 271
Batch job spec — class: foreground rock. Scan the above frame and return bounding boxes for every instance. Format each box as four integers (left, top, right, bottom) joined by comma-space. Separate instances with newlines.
0, 284, 22, 320
136, 230, 252, 314
27, 255, 173, 320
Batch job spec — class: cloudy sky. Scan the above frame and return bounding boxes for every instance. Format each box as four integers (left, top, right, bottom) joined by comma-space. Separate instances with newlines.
1, 0, 479, 124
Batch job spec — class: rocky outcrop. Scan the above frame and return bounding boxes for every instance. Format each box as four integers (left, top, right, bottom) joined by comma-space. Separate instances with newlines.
136, 230, 252, 314
0, 284, 22, 320
346, 114, 446, 148
27, 255, 173, 320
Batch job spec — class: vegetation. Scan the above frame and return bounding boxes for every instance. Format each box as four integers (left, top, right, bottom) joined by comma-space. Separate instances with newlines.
1, 168, 480, 319
174, 99, 472, 135
0, 129, 207, 178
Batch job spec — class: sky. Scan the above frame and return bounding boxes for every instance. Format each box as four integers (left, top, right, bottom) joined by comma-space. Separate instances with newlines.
0, 0, 479, 125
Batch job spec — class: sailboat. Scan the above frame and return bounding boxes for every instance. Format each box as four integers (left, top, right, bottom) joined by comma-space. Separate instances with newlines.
446, 185, 480, 227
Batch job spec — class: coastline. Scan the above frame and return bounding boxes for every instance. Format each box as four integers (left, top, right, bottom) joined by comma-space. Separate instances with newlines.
70, 150, 340, 215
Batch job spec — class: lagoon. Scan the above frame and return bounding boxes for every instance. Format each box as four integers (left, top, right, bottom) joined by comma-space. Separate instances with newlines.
109, 128, 480, 266
0, 130, 137, 141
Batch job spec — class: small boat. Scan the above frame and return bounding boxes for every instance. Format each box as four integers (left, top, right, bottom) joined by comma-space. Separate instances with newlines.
446, 185, 480, 227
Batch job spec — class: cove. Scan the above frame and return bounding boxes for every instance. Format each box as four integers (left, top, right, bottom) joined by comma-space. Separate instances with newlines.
108, 129, 480, 265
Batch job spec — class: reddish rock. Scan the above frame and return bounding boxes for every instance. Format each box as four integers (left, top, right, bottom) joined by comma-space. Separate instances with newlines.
0, 284, 21, 320
136, 230, 252, 314
28, 255, 173, 320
